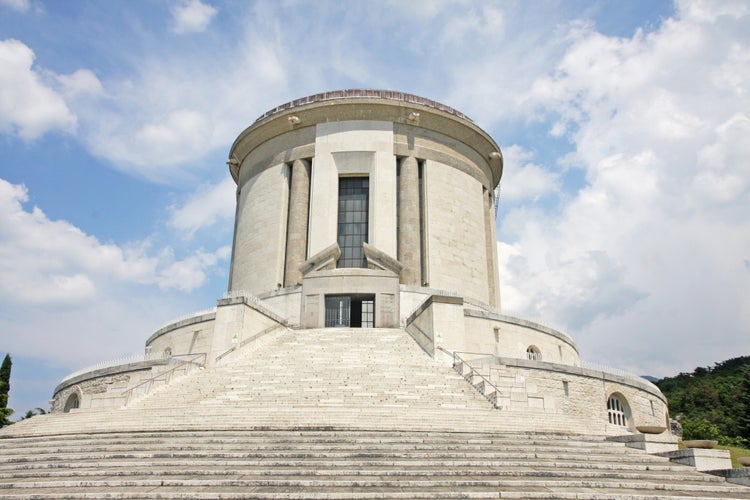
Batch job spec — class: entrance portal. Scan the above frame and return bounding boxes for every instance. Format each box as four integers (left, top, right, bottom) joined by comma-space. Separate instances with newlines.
324, 295, 375, 328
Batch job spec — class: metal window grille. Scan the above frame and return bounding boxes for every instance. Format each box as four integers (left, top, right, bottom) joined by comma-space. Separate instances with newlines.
607, 396, 628, 426
526, 346, 541, 361
325, 296, 351, 327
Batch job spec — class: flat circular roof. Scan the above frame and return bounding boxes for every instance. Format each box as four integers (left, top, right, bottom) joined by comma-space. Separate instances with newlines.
253, 89, 474, 124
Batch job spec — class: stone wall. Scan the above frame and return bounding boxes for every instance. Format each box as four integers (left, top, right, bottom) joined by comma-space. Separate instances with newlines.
230, 162, 290, 294
300, 269, 400, 329
145, 312, 215, 357
423, 160, 490, 305
465, 356, 669, 434
309, 120, 397, 259
257, 287, 302, 327
463, 310, 580, 365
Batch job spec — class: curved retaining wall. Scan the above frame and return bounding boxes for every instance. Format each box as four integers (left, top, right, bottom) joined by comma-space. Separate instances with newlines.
462, 355, 668, 435
145, 311, 216, 356
51, 360, 168, 412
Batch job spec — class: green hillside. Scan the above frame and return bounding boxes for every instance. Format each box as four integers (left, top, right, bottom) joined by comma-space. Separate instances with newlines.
656, 356, 750, 445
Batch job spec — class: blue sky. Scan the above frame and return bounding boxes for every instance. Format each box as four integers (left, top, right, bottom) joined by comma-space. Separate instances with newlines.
1, 0, 748, 416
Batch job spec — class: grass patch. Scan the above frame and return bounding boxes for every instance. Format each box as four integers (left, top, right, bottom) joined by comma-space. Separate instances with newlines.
716, 444, 750, 468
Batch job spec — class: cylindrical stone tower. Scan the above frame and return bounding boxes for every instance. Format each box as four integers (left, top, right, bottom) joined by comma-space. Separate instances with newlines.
227, 90, 503, 329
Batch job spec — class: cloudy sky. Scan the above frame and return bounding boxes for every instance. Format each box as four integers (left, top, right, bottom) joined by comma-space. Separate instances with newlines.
1, 0, 748, 415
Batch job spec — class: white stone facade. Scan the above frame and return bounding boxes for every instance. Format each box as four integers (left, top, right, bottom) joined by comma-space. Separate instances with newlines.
49, 90, 670, 440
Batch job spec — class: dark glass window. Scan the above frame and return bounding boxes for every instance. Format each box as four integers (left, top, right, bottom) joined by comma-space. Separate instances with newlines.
337, 177, 369, 268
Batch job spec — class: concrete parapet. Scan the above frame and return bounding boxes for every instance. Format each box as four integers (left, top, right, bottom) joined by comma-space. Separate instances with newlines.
608, 432, 679, 453
210, 294, 288, 365
658, 448, 733, 472
705, 467, 750, 487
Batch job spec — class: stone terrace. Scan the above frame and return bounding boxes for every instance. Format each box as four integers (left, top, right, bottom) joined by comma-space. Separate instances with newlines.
1, 328, 748, 498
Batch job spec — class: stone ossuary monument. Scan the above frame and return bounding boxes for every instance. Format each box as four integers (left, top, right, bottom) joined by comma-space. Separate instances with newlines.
4, 90, 747, 498
49, 89, 665, 431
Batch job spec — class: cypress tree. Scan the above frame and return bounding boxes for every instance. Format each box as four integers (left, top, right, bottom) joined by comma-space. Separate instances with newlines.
0, 353, 13, 427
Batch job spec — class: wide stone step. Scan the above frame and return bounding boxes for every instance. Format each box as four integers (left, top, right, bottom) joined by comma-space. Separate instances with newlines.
1, 429, 748, 498
0, 458, 700, 474
0, 450, 676, 464
1, 477, 748, 499
0, 441, 649, 456
0, 465, 726, 481
1, 493, 748, 500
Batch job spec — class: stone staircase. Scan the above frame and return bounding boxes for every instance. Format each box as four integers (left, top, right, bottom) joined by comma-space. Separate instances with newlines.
1, 429, 749, 498
1, 327, 748, 498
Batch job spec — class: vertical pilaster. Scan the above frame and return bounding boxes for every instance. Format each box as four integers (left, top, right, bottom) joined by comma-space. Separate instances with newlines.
484, 188, 500, 309
284, 159, 311, 287
398, 156, 421, 285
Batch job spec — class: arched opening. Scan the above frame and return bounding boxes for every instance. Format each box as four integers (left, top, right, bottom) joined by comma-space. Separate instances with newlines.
163, 347, 172, 358
64, 393, 80, 413
607, 394, 630, 427
526, 345, 541, 361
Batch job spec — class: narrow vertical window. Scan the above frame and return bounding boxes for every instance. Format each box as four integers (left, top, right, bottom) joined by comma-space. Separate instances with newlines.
337, 177, 369, 268
607, 395, 628, 426
418, 160, 427, 284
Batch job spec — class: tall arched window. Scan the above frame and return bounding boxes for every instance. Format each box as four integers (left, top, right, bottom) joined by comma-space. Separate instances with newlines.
607, 395, 629, 426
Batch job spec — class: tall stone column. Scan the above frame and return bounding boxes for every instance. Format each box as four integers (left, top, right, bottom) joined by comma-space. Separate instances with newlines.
398, 156, 421, 285
284, 159, 311, 287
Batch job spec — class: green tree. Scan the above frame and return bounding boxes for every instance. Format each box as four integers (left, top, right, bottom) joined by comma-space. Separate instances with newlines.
20, 408, 46, 420
657, 355, 750, 440
736, 367, 750, 441
681, 416, 722, 441
0, 353, 13, 428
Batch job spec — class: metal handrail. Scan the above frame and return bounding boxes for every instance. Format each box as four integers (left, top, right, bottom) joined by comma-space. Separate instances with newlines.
152, 308, 216, 334
121, 352, 206, 405
222, 290, 264, 304
453, 351, 503, 408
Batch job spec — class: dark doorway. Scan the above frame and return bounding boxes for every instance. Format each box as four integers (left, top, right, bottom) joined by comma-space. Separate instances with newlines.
325, 294, 375, 328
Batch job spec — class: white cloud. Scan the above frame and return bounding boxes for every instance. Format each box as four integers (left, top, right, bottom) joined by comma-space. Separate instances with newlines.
57, 69, 103, 99
0, 177, 231, 367
0, 39, 76, 139
499, 145, 561, 204
0, 0, 29, 12
0, 177, 229, 301
493, 4, 750, 376
158, 246, 231, 291
440, 5, 505, 44
171, 0, 217, 34
674, 0, 749, 22
131, 109, 213, 165
74, 23, 288, 180
169, 176, 235, 237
